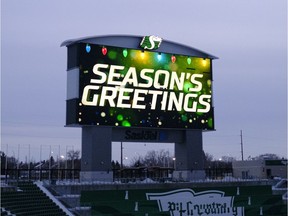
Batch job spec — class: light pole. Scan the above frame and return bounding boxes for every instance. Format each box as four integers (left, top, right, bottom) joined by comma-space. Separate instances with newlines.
25, 144, 31, 180
39, 145, 42, 180
65, 145, 74, 180
173, 157, 176, 170
58, 145, 60, 181
240, 130, 244, 161
121, 142, 123, 169
72, 146, 74, 181
5, 144, 8, 183
17, 144, 20, 170
39, 144, 49, 181
28, 144, 30, 170
60, 155, 65, 180
167, 151, 170, 168
49, 145, 52, 182
65, 146, 68, 180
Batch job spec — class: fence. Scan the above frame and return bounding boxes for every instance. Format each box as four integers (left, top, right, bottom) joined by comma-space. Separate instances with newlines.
1, 167, 234, 183
1, 168, 80, 183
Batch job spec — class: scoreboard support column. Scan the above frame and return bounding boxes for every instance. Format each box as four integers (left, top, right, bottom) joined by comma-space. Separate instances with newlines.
80, 127, 113, 182
173, 130, 205, 181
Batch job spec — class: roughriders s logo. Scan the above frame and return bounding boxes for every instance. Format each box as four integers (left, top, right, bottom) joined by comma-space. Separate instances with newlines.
146, 189, 244, 216
140, 35, 162, 50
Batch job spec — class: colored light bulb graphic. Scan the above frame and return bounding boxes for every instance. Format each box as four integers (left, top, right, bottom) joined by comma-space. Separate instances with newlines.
171, 55, 176, 63
86, 44, 91, 53
123, 49, 128, 57
102, 47, 107, 55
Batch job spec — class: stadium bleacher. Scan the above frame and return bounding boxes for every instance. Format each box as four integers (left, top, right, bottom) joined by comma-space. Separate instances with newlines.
1, 181, 68, 216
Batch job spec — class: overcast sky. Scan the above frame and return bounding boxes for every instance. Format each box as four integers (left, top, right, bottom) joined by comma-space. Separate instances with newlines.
1, 0, 287, 163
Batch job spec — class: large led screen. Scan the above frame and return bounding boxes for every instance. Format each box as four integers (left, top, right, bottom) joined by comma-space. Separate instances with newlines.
75, 43, 214, 130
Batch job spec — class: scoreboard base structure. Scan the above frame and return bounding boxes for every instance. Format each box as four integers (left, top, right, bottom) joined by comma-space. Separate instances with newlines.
80, 171, 113, 182
173, 170, 206, 182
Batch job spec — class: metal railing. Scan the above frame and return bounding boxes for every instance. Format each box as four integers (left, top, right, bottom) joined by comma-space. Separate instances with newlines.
1, 168, 81, 183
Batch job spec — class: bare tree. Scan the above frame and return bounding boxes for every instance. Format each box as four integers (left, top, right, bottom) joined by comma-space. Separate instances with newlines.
204, 152, 214, 168
205, 152, 214, 162
220, 156, 236, 162
129, 156, 144, 167
130, 149, 173, 167
66, 150, 81, 169
67, 150, 80, 160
